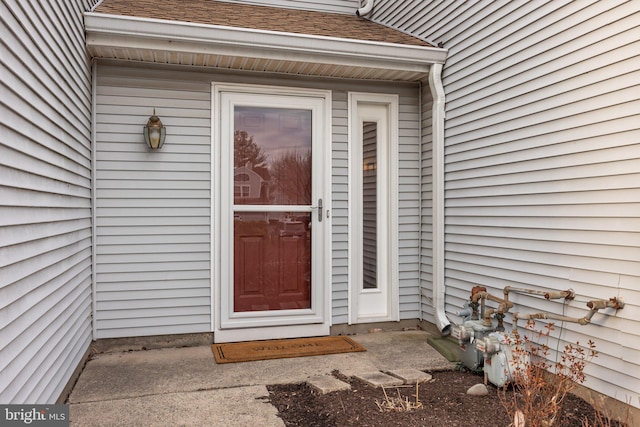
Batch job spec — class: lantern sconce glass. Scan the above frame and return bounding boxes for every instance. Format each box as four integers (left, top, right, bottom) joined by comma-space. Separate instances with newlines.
143, 109, 166, 149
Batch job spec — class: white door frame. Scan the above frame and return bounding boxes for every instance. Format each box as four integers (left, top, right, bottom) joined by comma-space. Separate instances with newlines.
212, 83, 332, 342
348, 92, 399, 324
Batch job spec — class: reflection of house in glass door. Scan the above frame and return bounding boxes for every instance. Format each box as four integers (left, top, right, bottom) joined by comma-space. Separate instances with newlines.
234, 166, 266, 200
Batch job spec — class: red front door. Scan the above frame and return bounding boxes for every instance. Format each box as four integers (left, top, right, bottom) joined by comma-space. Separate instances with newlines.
234, 214, 311, 311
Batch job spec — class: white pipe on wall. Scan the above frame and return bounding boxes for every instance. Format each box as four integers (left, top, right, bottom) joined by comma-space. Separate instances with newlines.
429, 63, 451, 336
356, 0, 375, 16
91, 58, 98, 339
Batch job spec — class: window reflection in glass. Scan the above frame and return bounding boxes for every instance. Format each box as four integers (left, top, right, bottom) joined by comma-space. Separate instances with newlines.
234, 107, 312, 205
362, 121, 377, 290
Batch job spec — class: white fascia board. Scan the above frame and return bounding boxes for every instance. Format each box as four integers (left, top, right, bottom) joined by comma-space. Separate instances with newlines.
84, 13, 447, 72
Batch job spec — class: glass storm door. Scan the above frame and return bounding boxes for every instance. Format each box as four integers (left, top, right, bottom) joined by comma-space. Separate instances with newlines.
215, 85, 329, 341
233, 105, 313, 314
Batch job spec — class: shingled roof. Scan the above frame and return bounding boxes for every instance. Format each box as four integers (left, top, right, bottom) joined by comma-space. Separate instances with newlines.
94, 0, 432, 47
86, 0, 446, 81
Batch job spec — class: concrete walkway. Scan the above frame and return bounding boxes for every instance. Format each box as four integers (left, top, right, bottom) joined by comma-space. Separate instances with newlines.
69, 330, 456, 426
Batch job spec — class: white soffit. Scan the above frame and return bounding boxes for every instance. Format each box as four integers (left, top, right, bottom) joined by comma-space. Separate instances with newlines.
84, 13, 447, 81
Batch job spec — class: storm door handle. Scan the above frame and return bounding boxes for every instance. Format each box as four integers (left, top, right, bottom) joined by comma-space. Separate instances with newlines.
312, 198, 323, 222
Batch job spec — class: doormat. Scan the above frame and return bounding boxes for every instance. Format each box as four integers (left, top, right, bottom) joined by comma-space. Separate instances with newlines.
427, 336, 460, 362
212, 336, 366, 364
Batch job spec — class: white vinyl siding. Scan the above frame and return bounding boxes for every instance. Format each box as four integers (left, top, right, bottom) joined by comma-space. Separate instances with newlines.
332, 87, 421, 325
374, 0, 640, 407
397, 92, 422, 319
0, 0, 97, 404
95, 64, 421, 331
331, 91, 350, 323
227, 0, 358, 14
95, 67, 212, 339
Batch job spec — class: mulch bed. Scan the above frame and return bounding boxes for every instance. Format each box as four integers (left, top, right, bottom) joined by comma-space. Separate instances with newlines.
267, 370, 623, 427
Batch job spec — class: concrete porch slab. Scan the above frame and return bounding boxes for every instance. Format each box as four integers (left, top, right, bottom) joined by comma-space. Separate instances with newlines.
70, 385, 283, 427
68, 330, 456, 426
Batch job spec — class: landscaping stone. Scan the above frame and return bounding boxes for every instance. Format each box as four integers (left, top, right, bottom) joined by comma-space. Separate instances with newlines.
307, 375, 351, 394
466, 383, 489, 396
387, 369, 433, 384
354, 371, 404, 388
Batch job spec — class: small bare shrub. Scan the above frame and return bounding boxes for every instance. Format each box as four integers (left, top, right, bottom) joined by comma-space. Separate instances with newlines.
375, 383, 423, 413
499, 320, 597, 427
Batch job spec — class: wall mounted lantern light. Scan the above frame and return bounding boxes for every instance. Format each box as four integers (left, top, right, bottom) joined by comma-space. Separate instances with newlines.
143, 109, 166, 149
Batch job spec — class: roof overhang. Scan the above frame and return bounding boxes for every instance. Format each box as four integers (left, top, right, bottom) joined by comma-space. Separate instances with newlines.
84, 13, 448, 81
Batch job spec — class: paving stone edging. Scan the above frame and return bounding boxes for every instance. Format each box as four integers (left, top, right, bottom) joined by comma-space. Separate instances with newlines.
307, 368, 434, 394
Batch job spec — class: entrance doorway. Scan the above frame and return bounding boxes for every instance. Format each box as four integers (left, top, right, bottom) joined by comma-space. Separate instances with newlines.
214, 84, 330, 342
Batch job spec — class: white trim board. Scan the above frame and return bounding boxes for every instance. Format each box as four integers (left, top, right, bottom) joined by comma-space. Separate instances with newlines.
347, 92, 400, 324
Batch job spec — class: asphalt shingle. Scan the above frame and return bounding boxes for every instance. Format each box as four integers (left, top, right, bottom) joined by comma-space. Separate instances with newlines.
94, 0, 432, 47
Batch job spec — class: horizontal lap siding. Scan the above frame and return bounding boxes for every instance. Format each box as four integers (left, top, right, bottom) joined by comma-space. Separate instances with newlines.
331, 86, 421, 324
373, 0, 640, 406
95, 69, 212, 338
0, 0, 96, 403
331, 91, 349, 324
397, 92, 421, 318
96, 65, 420, 332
